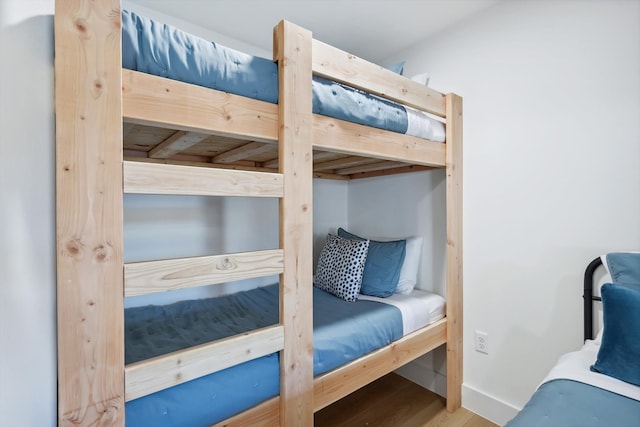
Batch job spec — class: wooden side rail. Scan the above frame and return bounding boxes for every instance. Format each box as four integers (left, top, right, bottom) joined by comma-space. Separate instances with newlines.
124, 249, 284, 297
123, 161, 283, 197
123, 69, 278, 143
311, 39, 446, 118
313, 318, 447, 411
215, 318, 448, 426
312, 115, 446, 167
125, 325, 285, 401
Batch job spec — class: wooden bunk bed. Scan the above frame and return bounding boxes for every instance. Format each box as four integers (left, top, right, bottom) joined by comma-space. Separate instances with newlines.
54, 1, 462, 425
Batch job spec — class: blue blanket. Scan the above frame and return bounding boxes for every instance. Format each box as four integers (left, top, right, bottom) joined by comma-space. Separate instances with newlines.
125, 284, 402, 426
505, 379, 640, 427
122, 10, 409, 136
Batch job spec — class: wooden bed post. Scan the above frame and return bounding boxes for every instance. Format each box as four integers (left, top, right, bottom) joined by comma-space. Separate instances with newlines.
274, 21, 315, 426
55, 0, 124, 425
445, 93, 463, 412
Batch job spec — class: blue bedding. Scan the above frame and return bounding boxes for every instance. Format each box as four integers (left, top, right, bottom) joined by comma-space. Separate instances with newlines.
504, 379, 640, 427
124, 284, 402, 426
122, 10, 409, 136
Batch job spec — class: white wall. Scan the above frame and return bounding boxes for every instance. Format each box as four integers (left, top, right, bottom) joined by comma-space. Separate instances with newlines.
4, 1, 638, 426
347, 171, 450, 394
0, 1, 56, 426
348, 171, 447, 297
387, 0, 640, 424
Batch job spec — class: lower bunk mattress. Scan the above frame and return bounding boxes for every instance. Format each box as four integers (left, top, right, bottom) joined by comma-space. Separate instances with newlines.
122, 10, 445, 143
504, 340, 640, 427
125, 284, 445, 426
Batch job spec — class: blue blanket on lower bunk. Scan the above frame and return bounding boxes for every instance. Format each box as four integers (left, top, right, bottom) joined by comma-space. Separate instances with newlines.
504, 379, 640, 427
122, 10, 409, 136
125, 284, 402, 426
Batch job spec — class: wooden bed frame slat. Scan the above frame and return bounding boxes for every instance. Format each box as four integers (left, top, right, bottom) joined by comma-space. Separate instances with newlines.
148, 130, 209, 159
123, 160, 284, 197
312, 39, 447, 118
125, 325, 285, 401
124, 249, 284, 297
313, 156, 380, 172
213, 141, 276, 164
123, 69, 279, 143
336, 160, 409, 176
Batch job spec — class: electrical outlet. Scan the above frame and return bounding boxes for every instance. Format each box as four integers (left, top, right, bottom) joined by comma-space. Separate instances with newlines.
475, 331, 489, 354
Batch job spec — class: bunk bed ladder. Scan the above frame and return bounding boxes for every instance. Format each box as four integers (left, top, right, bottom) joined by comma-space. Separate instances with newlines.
55, 1, 314, 424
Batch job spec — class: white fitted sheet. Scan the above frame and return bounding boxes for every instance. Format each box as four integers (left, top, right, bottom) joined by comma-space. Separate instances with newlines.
358, 289, 446, 335
541, 339, 640, 401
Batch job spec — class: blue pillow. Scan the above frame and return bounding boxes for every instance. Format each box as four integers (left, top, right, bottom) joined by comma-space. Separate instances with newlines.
590, 283, 640, 386
605, 252, 640, 290
337, 228, 406, 298
386, 61, 405, 75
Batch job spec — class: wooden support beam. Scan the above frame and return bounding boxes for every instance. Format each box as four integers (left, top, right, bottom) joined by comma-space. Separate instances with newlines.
274, 20, 314, 426
55, 0, 124, 425
445, 93, 463, 412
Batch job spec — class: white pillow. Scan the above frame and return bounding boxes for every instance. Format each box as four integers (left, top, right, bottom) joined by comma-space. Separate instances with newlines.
410, 72, 430, 86
395, 236, 423, 294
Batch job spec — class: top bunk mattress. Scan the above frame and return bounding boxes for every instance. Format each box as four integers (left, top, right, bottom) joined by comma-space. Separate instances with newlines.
122, 10, 445, 142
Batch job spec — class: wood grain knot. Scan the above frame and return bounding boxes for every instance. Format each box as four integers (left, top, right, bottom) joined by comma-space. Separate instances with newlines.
93, 244, 112, 262
217, 258, 236, 270
64, 239, 84, 259
74, 19, 87, 34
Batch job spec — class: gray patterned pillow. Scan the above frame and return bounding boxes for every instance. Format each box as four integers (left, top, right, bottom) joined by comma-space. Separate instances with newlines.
314, 234, 369, 302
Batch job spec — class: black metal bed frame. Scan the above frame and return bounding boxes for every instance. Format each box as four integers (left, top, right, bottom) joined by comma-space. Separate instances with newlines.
583, 256, 604, 342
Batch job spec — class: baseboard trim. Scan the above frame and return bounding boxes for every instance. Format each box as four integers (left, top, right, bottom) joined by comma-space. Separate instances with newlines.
462, 383, 520, 426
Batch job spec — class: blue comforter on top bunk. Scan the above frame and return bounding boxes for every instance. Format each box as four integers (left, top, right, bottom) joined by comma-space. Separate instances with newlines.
124, 284, 402, 426
122, 10, 410, 136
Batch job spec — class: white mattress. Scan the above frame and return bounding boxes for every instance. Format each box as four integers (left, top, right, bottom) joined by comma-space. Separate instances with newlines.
541, 339, 640, 401
358, 289, 446, 335
405, 107, 446, 142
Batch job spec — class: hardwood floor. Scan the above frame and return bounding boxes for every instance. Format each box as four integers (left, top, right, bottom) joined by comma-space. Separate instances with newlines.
315, 373, 498, 427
